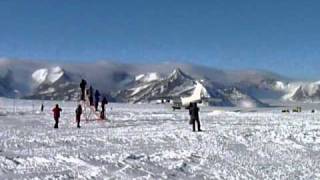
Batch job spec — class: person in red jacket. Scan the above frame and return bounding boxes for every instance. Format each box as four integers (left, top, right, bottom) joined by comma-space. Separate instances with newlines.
52, 104, 62, 128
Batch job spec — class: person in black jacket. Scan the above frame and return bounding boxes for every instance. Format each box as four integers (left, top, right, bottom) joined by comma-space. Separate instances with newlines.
80, 79, 87, 101
100, 97, 108, 119
75, 104, 82, 128
187, 102, 202, 132
89, 86, 94, 106
94, 90, 100, 111
40, 103, 44, 112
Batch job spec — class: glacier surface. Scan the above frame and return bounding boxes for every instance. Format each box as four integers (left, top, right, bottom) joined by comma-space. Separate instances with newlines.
0, 98, 320, 179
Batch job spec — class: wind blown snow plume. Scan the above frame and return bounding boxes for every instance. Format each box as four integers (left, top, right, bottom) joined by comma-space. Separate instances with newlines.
32, 66, 64, 85
135, 72, 161, 83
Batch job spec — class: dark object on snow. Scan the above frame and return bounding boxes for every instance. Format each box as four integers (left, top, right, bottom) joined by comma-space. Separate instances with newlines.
293, 107, 302, 113
89, 86, 94, 106
80, 79, 87, 101
187, 103, 201, 132
282, 109, 289, 113
172, 101, 182, 110
52, 104, 62, 128
100, 97, 108, 119
312, 109, 315, 113
94, 90, 100, 111
75, 104, 82, 128
40, 104, 44, 112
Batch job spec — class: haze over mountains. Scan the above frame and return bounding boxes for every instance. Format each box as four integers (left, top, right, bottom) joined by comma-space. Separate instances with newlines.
0, 58, 319, 107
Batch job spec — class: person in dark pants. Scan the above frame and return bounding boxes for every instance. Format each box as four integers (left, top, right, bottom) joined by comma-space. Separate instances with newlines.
52, 104, 62, 129
80, 79, 87, 101
40, 103, 44, 112
94, 90, 100, 111
89, 86, 94, 106
187, 102, 202, 132
75, 104, 82, 128
100, 97, 108, 119
86, 89, 89, 98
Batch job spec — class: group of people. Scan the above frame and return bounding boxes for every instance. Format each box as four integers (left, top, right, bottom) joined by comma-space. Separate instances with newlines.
51, 79, 202, 131
52, 79, 109, 129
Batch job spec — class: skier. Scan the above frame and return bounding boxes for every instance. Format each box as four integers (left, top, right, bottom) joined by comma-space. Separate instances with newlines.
75, 104, 82, 128
187, 102, 202, 132
100, 97, 108, 119
89, 86, 94, 106
80, 79, 87, 101
94, 90, 100, 111
52, 104, 62, 129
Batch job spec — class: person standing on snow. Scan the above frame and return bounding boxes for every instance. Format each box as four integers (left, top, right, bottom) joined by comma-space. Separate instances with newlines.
187, 102, 202, 132
89, 86, 94, 106
94, 90, 100, 111
80, 79, 87, 101
75, 104, 82, 128
40, 103, 44, 112
52, 104, 62, 129
100, 97, 108, 119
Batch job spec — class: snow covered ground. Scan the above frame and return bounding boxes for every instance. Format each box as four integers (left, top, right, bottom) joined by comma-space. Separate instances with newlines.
1, 98, 320, 179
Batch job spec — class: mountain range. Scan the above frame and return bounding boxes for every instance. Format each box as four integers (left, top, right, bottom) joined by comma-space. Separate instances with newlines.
0, 58, 319, 107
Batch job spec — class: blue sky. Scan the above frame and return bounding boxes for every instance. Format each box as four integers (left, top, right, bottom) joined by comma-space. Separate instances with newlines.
0, 0, 320, 79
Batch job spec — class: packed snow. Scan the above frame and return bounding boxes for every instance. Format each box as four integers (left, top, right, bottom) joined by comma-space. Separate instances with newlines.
1, 98, 320, 179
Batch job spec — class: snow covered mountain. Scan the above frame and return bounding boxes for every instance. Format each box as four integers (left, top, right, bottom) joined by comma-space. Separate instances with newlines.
1, 58, 319, 106
252, 79, 320, 102
0, 69, 15, 97
281, 81, 320, 102
220, 87, 268, 107
26, 66, 79, 100
117, 68, 196, 103
117, 68, 268, 107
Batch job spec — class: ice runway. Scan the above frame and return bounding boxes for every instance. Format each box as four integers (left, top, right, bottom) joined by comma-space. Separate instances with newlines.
0, 98, 320, 179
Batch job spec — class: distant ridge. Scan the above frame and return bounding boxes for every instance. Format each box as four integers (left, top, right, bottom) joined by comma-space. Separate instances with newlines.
0, 59, 318, 106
